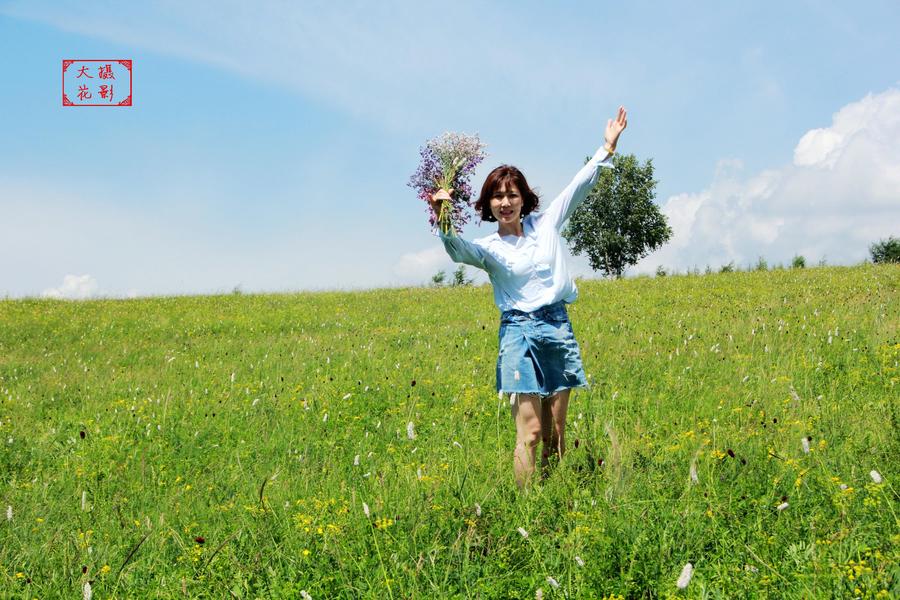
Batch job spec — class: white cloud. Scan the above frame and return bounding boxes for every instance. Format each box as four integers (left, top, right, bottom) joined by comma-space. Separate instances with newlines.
42, 274, 99, 299
635, 88, 900, 274
392, 245, 453, 283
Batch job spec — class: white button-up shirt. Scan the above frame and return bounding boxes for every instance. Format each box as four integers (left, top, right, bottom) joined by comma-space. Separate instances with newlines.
433, 146, 613, 312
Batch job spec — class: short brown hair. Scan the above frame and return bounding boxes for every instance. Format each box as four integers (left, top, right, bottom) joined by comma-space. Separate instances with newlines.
475, 165, 541, 223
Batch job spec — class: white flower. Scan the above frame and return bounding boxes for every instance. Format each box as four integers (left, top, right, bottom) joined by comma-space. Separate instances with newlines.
81, 490, 87, 511
870, 470, 883, 484
574, 555, 585, 567
353, 454, 360, 466
300, 590, 312, 600
546, 576, 559, 589
362, 502, 370, 518
252, 398, 260, 407
800, 438, 810, 453
689, 460, 699, 485
230, 372, 235, 383
776, 502, 789, 511
535, 589, 543, 600
83, 580, 92, 600
676, 562, 693, 589
517, 527, 529, 539
342, 393, 352, 400
6, 505, 11, 521
322, 412, 328, 423
839, 483, 848, 490
475, 503, 482, 517
407, 422, 416, 440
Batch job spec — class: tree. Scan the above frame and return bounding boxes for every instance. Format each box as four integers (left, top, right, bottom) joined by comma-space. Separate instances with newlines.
450, 265, 473, 286
430, 270, 446, 287
870, 236, 900, 264
562, 153, 672, 279
791, 255, 806, 269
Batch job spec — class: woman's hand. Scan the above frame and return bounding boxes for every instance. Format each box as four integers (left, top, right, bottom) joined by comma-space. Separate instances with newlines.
430, 188, 453, 214
604, 106, 627, 151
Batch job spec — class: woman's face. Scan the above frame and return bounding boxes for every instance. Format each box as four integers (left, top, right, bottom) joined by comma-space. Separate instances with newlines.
490, 181, 523, 225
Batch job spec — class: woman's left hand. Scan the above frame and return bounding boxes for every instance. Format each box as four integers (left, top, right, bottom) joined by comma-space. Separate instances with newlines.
604, 106, 627, 150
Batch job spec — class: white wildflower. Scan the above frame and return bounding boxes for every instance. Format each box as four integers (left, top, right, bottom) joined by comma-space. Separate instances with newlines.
252, 398, 259, 407
546, 576, 559, 589
81, 490, 87, 511
300, 590, 312, 600
353, 454, 360, 466
362, 502, 370, 518
322, 412, 328, 423
800, 438, 810, 453
535, 589, 543, 600
342, 393, 352, 400
475, 503, 482, 517
517, 527, 529, 539
575, 555, 585, 567
6, 505, 11, 521
407, 422, 416, 440
870, 470, 883, 484
230, 372, 235, 383
839, 483, 848, 490
83, 580, 92, 600
676, 562, 693, 589
776, 502, 789, 511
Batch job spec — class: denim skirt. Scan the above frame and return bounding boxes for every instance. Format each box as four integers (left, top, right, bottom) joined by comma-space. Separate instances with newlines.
496, 300, 589, 398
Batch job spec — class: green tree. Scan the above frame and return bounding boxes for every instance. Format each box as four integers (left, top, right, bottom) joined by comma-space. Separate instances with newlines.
430, 270, 446, 287
870, 236, 900, 264
563, 153, 672, 279
791, 255, 806, 268
450, 265, 473, 286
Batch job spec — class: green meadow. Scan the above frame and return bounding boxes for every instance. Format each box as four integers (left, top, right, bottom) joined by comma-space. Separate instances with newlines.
1, 264, 898, 599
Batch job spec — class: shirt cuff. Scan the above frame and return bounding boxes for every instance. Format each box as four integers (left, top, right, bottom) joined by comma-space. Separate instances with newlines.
591, 145, 615, 165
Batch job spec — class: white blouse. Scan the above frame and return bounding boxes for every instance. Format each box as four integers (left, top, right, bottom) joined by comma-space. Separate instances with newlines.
432, 145, 613, 312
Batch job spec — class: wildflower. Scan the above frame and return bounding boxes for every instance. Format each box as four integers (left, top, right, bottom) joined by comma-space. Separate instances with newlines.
776, 502, 789, 511
362, 502, 370, 518
517, 527, 529, 539
676, 562, 693, 589
354, 454, 360, 466
407, 422, 416, 440
230, 372, 235, 383
300, 591, 312, 600
870, 470, 883, 484
408, 131, 488, 235
475, 503, 482, 517
322, 413, 328, 423
535, 589, 543, 600
83, 580, 92, 600
342, 393, 352, 400
575, 555, 585, 567
546, 576, 559, 589
6, 505, 12, 521
800, 438, 810, 453
81, 490, 88, 511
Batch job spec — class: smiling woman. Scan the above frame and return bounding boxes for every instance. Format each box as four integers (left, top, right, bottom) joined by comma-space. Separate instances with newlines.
427, 107, 628, 489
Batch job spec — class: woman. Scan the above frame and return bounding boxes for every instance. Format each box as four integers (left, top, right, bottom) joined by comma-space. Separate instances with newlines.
428, 107, 628, 488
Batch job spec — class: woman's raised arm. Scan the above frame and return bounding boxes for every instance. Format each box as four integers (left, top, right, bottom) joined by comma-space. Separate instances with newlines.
429, 188, 489, 270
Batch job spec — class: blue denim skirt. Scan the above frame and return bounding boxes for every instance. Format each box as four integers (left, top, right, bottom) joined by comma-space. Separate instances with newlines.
496, 300, 589, 398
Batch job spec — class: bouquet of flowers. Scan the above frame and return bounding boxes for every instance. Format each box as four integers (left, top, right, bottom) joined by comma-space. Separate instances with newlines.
408, 132, 487, 235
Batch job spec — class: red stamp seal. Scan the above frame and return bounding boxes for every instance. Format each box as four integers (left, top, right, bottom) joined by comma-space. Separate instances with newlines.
62, 60, 133, 107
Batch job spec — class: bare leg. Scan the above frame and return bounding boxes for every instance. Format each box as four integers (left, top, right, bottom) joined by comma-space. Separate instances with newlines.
511, 393, 543, 489
544, 389, 571, 470
540, 397, 553, 475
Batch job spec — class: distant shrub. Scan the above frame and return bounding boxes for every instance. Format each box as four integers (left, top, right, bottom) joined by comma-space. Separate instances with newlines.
655, 265, 667, 277
431, 270, 447, 287
792, 255, 806, 268
720, 261, 735, 273
451, 265, 473, 286
870, 236, 900, 264
755, 256, 768, 271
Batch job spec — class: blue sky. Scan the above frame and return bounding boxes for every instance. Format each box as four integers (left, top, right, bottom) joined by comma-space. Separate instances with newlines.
1, 1, 899, 299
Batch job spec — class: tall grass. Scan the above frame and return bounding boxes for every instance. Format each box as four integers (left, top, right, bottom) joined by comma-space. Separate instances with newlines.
0, 265, 897, 598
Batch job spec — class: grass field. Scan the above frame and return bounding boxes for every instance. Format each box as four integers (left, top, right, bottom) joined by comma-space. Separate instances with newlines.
1, 264, 898, 598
